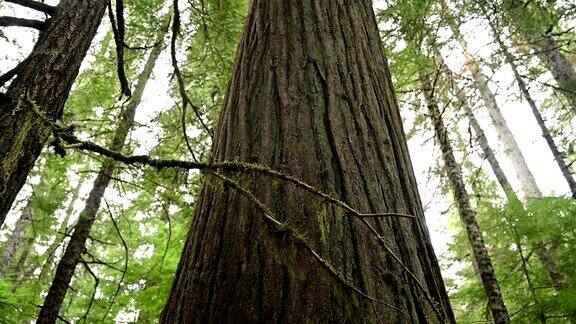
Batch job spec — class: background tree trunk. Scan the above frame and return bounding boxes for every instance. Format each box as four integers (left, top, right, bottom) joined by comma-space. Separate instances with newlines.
0, 205, 32, 277
37, 37, 163, 324
0, 0, 107, 225
489, 24, 576, 198
536, 35, 576, 116
39, 186, 80, 281
161, 1, 454, 322
420, 72, 510, 323
450, 24, 543, 199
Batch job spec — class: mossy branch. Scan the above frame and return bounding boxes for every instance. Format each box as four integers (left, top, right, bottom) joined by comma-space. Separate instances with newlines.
50, 128, 442, 317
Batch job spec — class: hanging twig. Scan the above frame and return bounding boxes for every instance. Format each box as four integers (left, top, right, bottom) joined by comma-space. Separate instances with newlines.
102, 198, 130, 322
78, 261, 100, 323
170, 0, 213, 159
107, 0, 131, 98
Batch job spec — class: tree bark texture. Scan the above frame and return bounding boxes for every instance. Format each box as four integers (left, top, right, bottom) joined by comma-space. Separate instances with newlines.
0, 0, 107, 225
161, 1, 454, 323
36, 37, 163, 324
420, 72, 510, 324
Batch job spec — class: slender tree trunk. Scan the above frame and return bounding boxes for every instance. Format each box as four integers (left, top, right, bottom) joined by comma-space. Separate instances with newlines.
451, 25, 543, 199
161, 1, 454, 322
535, 35, 576, 116
511, 226, 547, 323
37, 37, 164, 323
445, 68, 548, 321
0, 205, 32, 277
0, 0, 108, 225
10, 235, 35, 291
420, 72, 509, 323
489, 24, 576, 198
437, 38, 566, 290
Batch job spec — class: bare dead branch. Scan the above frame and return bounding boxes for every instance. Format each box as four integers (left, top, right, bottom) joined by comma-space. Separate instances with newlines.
0, 16, 45, 29
0, 59, 27, 88
5, 0, 56, 15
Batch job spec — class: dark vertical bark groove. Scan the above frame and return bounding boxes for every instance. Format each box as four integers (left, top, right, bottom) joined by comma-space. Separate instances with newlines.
0, 0, 108, 225
36, 40, 163, 324
161, 1, 454, 323
420, 72, 510, 323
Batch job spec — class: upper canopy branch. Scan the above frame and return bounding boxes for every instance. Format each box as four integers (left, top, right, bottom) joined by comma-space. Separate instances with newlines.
5, 0, 56, 15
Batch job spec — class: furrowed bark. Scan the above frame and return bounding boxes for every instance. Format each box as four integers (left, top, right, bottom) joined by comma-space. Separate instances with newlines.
420, 72, 510, 324
36, 38, 164, 324
0, 0, 108, 226
161, 1, 454, 322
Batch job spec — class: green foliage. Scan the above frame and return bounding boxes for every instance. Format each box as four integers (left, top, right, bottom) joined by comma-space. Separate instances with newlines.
447, 196, 576, 322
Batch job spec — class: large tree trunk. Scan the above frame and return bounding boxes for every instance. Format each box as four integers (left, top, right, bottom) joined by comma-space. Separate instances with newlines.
420, 72, 509, 323
161, 1, 454, 322
490, 25, 576, 198
0, 0, 107, 225
36, 38, 163, 324
0, 205, 32, 277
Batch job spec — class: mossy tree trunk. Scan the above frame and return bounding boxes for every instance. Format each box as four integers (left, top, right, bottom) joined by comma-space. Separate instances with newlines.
0, 0, 107, 225
36, 35, 164, 324
420, 72, 510, 323
161, 1, 454, 322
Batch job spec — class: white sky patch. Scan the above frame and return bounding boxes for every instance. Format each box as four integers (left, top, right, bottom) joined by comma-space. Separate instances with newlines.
134, 243, 154, 259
